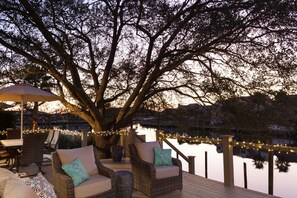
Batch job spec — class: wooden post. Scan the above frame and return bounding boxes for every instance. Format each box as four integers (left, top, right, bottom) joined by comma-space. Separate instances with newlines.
221, 135, 234, 187
156, 130, 163, 147
244, 162, 247, 189
120, 130, 124, 145
156, 130, 160, 141
267, 137, 274, 195
81, 131, 88, 147
188, 156, 195, 174
130, 128, 136, 144
120, 129, 126, 157
205, 151, 208, 178
268, 149, 274, 195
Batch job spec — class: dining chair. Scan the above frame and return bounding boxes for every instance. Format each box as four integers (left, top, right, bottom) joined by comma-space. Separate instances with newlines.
44, 129, 54, 147
16, 133, 47, 175
0, 149, 10, 166
0, 135, 9, 166
1, 129, 21, 167
6, 129, 21, 139
44, 130, 60, 154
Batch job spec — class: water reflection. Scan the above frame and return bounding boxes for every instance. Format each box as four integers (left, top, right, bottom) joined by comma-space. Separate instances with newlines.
275, 153, 291, 172
252, 150, 266, 169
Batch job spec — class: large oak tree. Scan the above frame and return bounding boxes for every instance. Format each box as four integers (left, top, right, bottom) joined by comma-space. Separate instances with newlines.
0, 0, 296, 155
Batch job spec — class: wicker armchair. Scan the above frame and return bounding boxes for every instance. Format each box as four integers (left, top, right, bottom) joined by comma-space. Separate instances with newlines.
52, 146, 116, 198
129, 143, 183, 197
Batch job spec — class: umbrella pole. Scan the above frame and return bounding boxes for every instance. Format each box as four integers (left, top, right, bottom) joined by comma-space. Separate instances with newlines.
21, 100, 23, 139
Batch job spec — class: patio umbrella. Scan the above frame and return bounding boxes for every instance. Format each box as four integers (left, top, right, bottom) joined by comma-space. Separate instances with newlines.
0, 84, 60, 138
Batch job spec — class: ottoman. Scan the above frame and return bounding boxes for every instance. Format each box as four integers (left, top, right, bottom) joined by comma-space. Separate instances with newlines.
115, 170, 133, 198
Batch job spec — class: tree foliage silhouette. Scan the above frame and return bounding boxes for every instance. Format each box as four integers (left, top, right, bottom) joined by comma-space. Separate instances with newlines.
0, 0, 296, 155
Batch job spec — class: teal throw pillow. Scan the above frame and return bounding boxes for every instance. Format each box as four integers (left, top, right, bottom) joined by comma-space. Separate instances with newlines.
62, 158, 90, 186
154, 147, 173, 166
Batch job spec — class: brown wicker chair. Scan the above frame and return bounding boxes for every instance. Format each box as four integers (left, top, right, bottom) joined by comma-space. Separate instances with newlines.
7, 129, 21, 139
129, 143, 183, 197
0, 135, 12, 166
52, 147, 116, 198
16, 133, 48, 174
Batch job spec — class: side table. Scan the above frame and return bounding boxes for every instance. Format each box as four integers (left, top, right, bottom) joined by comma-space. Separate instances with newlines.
115, 170, 133, 198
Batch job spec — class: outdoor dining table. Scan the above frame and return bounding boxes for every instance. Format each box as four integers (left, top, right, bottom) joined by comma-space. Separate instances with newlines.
1, 139, 23, 148
0, 139, 23, 170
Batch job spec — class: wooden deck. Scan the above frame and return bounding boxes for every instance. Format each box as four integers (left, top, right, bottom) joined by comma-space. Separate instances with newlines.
1, 157, 278, 198
100, 158, 278, 198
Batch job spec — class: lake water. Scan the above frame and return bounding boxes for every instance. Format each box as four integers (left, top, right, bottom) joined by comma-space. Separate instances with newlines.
136, 125, 297, 198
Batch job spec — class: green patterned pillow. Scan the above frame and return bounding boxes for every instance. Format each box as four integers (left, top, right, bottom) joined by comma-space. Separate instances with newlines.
154, 147, 173, 166
62, 158, 90, 186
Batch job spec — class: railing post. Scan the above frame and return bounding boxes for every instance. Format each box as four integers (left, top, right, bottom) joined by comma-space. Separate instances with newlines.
244, 162, 247, 189
268, 137, 274, 195
120, 130, 124, 146
188, 156, 195, 174
130, 128, 136, 144
156, 130, 163, 147
120, 129, 126, 157
156, 130, 160, 141
205, 151, 208, 178
221, 135, 234, 187
81, 130, 88, 147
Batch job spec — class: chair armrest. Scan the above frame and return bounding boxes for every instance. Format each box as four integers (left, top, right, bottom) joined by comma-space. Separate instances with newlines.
172, 157, 183, 176
97, 164, 116, 190
97, 163, 116, 178
93, 147, 117, 191
172, 158, 182, 169
52, 152, 75, 198
131, 154, 157, 178
53, 172, 75, 198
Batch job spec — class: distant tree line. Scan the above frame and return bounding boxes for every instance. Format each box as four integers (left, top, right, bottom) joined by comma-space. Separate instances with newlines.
159, 91, 297, 142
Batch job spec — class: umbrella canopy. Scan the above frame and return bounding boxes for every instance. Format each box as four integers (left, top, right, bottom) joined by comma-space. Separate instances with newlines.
0, 84, 60, 137
0, 84, 59, 102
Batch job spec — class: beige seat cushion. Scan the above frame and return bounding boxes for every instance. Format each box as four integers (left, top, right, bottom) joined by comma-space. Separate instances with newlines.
57, 145, 98, 176
74, 175, 112, 198
3, 175, 38, 198
155, 166, 179, 179
135, 141, 161, 164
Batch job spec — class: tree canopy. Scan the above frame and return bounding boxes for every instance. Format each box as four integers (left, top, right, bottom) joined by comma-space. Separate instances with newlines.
0, 0, 296, 133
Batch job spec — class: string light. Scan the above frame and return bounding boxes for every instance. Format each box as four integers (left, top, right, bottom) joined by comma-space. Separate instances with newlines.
1, 128, 297, 154
157, 131, 297, 154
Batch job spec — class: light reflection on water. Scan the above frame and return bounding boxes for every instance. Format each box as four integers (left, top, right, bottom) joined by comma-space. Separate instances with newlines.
136, 125, 297, 198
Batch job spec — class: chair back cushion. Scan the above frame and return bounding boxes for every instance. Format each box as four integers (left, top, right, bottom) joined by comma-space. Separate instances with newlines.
57, 145, 98, 176
135, 141, 161, 164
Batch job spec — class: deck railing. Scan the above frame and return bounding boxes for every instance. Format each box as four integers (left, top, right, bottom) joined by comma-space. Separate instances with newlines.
156, 131, 297, 196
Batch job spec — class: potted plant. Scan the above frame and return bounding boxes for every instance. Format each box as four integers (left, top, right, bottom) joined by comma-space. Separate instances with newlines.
111, 145, 124, 162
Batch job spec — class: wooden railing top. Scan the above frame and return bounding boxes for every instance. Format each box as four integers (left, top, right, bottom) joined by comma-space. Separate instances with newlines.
158, 131, 297, 154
